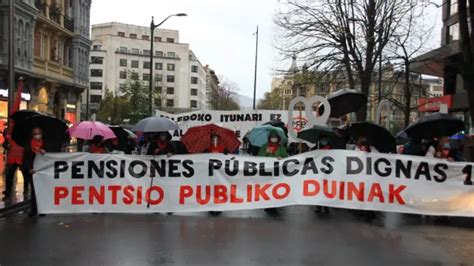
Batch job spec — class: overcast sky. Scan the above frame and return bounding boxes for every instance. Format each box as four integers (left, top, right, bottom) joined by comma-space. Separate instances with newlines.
90, 0, 443, 100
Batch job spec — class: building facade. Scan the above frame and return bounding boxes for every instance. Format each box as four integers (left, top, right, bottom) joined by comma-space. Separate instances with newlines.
0, 0, 91, 124
271, 58, 438, 131
412, 0, 469, 120
204, 65, 219, 108
85, 22, 208, 116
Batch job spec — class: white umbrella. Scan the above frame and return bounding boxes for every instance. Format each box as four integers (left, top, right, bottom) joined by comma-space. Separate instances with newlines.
133, 117, 179, 132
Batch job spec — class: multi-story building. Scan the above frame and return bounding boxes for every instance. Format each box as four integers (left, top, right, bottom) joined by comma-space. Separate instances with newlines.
0, 0, 91, 124
412, 0, 469, 119
85, 22, 208, 116
0, 0, 38, 117
204, 65, 219, 109
271, 58, 439, 130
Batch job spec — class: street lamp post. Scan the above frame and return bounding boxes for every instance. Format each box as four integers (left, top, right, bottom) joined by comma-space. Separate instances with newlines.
252, 25, 259, 110
7, 0, 15, 120
149, 13, 187, 116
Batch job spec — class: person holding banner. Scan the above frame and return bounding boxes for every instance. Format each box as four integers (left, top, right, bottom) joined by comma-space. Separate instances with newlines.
207, 133, 228, 216
257, 130, 288, 159
258, 129, 287, 214
147, 132, 175, 156
23, 127, 46, 217
88, 135, 109, 154
2, 136, 24, 199
207, 133, 228, 154
354, 137, 378, 153
311, 135, 331, 214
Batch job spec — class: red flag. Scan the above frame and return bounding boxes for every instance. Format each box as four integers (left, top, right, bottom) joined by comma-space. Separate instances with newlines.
6, 79, 24, 137
10, 78, 24, 115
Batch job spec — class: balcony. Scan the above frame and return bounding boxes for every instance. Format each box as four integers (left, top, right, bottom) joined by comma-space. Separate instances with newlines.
33, 56, 74, 82
35, 0, 47, 16
115, 49, 181, 60
49, 2, 61, 24
64, 16, 74, 33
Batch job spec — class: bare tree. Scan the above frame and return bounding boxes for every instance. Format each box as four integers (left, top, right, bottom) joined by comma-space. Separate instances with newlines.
458, 0, 474, 124
208, 76, 241, 110
385, 3, 434, 127
275, 0, 413, 120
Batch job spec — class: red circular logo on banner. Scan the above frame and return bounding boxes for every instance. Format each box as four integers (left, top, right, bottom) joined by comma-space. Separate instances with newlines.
291, 115, 308, 133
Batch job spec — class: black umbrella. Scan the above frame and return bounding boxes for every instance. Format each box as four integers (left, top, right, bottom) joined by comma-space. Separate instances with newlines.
348, 121, 396, 153
12, 115, 69, 152
9, 110, 44, 123
319, 90, 367, 118
297, 125, 338, 144
395, 130, 409, 141
405, 113, 465, 139
263, 120, 288, 137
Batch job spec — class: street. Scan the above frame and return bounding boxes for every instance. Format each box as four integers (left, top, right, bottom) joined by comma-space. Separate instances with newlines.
1, 207, 474, 265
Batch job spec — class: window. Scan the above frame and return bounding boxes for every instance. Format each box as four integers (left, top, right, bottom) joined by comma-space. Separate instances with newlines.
166, 99, 174, 107
91, 56, 104, 64
40, 34, 47, 58
130, 33, 137, 39
143, 49, 151, 56
143, 61, 150, 69
131, 48, 139, 54
119, 59, 127, 67
90, 82, 102, 90
450, 0, 458, 16
448, 23, 460, 43
166, 38, 174, 43
142, 35, 149, 40
90, 69, 103, 77
119, 46, 127, 53
191, 65, 198, 73
155, 74, 162, 82
119, 83, 126, 90
154, 36, 162, 42
167, 75, 175, 83
131, 60, 139, 68
191, 77, 198, 84
92, 45, 101, 51
156, 51, 163, 57
167, 87, 174, 94
119, 71, 127, 79
155, 62, 163, 70
190, 100, 197, 108
155, 86, 162, 94
118, 31, 125, 37
143, 73, 150, 81
167, 63, 175, 71
167, 52, 176, 58
191, 89, 198, 96
90, 95, 102, 103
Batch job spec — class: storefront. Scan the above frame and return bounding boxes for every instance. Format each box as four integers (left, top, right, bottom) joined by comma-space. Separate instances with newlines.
0, 88, 31, 144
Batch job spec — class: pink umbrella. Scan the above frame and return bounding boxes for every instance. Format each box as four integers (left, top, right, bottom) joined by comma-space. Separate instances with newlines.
68, 121, 116, 140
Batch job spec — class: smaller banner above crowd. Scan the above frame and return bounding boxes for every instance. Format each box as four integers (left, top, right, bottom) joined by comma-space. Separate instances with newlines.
156, 109, 290, 140
34, 151, 474, 216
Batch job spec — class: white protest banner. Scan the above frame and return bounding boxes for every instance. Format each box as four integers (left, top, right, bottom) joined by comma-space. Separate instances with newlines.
156, 109, 289, 140
33, 151, 474, 216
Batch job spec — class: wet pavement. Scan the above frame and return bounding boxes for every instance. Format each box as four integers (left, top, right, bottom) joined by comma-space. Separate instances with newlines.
1, 208, 474, 265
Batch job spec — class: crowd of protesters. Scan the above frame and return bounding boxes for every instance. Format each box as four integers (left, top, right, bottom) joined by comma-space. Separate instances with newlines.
1, 108, 470, 218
